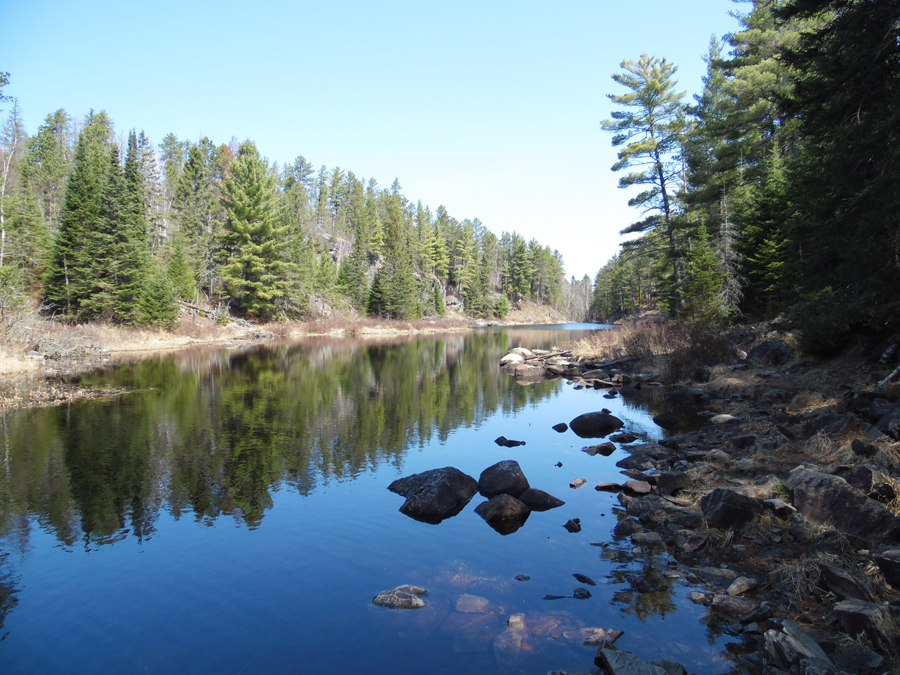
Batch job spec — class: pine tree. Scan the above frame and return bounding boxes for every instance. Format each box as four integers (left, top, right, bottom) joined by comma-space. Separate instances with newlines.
168, 229, 197, 301
141, 258, 179, 329
601, 55, 686, 308
218, 140, 287, 320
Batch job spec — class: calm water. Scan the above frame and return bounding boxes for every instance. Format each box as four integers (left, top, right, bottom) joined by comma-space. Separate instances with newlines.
0, 326, 742, 674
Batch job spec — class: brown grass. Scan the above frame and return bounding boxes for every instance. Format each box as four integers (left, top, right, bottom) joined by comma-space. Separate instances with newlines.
567, 319, 738, 381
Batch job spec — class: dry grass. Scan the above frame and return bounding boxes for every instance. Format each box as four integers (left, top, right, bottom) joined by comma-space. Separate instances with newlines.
567, 319, 737, 381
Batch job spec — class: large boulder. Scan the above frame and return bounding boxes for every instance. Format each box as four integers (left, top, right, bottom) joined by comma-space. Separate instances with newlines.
569, 410, 625, 438
478, 460, 530, 498
783, 467, 900, 543
388, 467, 478, 523
699, 487, 765, 529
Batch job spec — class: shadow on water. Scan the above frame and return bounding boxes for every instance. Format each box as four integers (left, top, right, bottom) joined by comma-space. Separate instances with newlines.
0, 326, 750, 675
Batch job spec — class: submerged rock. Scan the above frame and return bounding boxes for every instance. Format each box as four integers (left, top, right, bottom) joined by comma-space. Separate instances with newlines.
372, 584, 429, 609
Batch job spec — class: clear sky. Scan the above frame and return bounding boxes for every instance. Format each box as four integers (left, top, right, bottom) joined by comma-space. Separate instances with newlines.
2, 0, 742, 282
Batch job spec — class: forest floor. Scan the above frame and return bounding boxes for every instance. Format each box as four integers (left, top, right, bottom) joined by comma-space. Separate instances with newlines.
0, 299, 567, 409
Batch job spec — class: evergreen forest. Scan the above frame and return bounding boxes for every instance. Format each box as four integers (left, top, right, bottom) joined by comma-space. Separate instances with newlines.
0, 83, 567, 326
591, 0, 900, 354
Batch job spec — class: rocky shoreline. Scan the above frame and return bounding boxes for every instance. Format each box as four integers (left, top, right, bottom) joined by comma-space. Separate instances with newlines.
379, 331, 900, 675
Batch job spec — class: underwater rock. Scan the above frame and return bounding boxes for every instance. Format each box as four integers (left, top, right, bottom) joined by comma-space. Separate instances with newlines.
372, 584, 429, 609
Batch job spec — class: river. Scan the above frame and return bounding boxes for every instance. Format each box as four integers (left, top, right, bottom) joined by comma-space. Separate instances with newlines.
0, 325, 745, 674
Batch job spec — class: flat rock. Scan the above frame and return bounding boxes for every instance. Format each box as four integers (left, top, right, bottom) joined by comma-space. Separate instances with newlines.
570, 477, 587, 489
632, 531, 663, 546
595, 482, 622, 493
372, 584, 428, 609
655, 471, 691, 496
674, 529, 708, 554
623, 480, 652, 496
692, 566, 739, 586
455, 593, 500, 614
712, 594, 759, 617
610, 432, 638, 443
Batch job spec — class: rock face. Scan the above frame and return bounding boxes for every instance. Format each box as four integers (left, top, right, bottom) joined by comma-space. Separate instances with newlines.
388, 467, 478, 523
569, 411, 625, 438
783, 467, 900, 543
478, 460, 530, 498
699, 488, 765, 529
372, 584, 429, 609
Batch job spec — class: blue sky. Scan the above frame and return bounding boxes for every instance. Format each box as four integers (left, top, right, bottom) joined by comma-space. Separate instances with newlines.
2, 0, 742, 281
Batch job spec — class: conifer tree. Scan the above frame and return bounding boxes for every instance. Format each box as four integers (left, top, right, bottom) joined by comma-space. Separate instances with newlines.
601, 55, 686, 308
218, 140, 287, 319
168, 229, 197, 301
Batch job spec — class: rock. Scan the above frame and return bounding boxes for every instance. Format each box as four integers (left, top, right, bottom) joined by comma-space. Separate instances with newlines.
573, 573, 596, 586
623, 480, 652, 496
595, 482, 622, 493
610, 432, 638, 443
761, 620, 832, 671
552, 423, 568, 433
514, 574, 530, 581
674, 530, 708, 554
872, 547, 900, 588
515, 363, 546, 379
494, 436, 526, 448
691, 365, 713, 383
726, 576, 757, 596
700, 488, 766, 529
851, 438, 880, 458
708, 414, 737, 424
692, 566, 739, 586
388, 467, 479, 523
730, 434, 758, 449
573, 587, 592, 599
687, 591, 711, 605
563, 627, 623, 647
595, 649, 668, 675
564, 518, 582, 533
570, 477, 587, 489
455, 593, 499, 613
569, 411, 625, 438
819, 565, 871, 602
805, 413, 883, 441
582, 368, 611, 380
784, 467, 900, 543
479, 460, 530, 498
372, 584, 429, 609
632, 531, 663, 546
475, 494, 530, 522
764, 498, 797, 520
492, 617, 534, 673
518, 488, 564, 511
712, 594, 759, 617
613, 518, 643, 537
748, 340, 794, 366
834, 598, 900, 653
583, 442, 616, 456
653, 411, 679, 430
832, 644, 883, 675
500, 353, 525, 365
876, 402, 900, 440
655, 472, 691, 496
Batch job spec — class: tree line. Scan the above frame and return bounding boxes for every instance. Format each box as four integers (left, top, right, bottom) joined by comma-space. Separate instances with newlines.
591, 0, 900, 354
0, 85, 567, 325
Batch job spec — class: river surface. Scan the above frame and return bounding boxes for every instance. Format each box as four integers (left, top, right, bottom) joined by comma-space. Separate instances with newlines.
0, 325, 744, 674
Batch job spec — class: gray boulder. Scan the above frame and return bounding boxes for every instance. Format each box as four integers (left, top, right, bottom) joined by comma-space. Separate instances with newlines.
478, 459, 530, 498
570, 410, 625, 438
388, 467, 478, 523
595, 649, 668, 675
655, 471, 692, 496
832, 644, 883, 675
700, 487, 765, 529
872, 547, 900, 588
783, 467, 900, 543
761, 620, 832, 671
